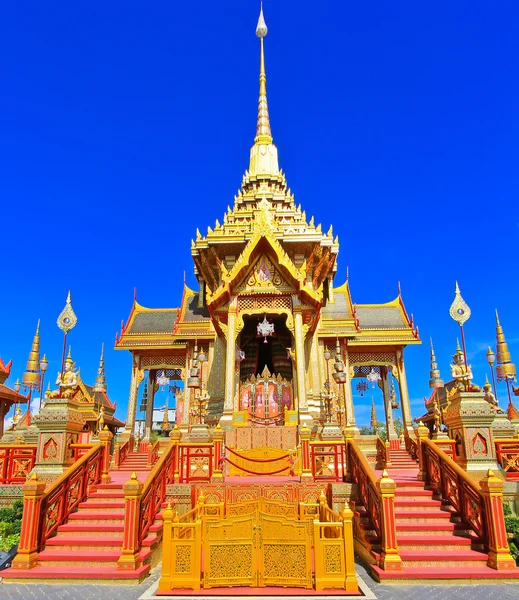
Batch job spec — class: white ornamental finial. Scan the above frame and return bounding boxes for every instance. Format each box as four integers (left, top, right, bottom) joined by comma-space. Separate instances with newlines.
256, 2, 268, 38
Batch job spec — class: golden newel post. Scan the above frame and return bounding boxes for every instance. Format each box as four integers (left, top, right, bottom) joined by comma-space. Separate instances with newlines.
343, 422, 355, 481
299, 424, 312, 479
211, 424, 224, 481
339, 502, 358, 593
169, 425, 182, 483
376, 470, 403, 571
480, 469, 517, 570
12, 473, 46, 569
117, 472, 144, 570
415, 421, 430, 481
158, 503, 175, 593
98, 425, 113, 485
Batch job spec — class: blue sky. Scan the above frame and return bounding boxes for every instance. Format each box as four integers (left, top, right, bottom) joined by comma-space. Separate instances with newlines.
1, 1, 518, 427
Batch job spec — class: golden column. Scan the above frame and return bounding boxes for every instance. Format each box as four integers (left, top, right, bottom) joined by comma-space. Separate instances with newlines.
342, 341, 356, 428
293, 302, 309, 423
222, 299, 237, 422
381, 367, 398, 444
395, 348, 413, 436
123, 354, 143, 441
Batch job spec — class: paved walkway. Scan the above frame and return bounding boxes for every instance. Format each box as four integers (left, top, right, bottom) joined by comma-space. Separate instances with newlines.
1, 562, 519, 600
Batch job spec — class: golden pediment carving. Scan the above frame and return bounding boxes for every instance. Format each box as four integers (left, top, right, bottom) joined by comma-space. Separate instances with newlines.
235, 254, 295, 294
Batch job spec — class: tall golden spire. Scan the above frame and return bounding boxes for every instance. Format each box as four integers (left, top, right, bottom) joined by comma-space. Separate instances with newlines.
22, 320, 41, 391
249, 3, 279, 175
93, 343, 107, 393
429, 338, 444, 389
495, 310, 516, 382
370, 397, 377, 433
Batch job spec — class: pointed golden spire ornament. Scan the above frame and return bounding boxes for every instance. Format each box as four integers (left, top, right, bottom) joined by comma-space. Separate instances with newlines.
93, 343, 107, 393
249, 2, 279, 176
494, 310, 517, 414
57, 291, 78, 377
449, 282, 472, 391
22, 320, 41, 392
429, 338, 444, 389
370, 397, 377, 433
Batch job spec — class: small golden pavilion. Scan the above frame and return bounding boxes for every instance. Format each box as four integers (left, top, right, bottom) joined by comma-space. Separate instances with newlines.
115, 6, 421, 444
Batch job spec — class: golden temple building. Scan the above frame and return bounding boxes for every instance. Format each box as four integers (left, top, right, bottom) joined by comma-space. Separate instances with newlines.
115, 5, 421, 445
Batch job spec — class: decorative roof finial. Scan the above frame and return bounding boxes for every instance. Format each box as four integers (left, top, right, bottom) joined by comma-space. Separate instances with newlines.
249, 2, 279, 175
495, 310, 516, 383
22, 320, 41, 391
93, 343, 107, 393
429, 338, 444, 389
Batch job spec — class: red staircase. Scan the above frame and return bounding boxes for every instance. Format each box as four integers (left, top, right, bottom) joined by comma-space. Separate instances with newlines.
360, 448, 519, 582
3, 451, 163, 583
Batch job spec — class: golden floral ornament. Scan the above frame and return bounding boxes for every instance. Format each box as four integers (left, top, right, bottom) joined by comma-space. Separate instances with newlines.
57, 290, 78, 333
449, 281, 471, 326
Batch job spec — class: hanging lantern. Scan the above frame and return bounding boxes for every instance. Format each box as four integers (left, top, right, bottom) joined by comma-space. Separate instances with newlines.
187, 358, 201, 388
356, 379, 368, 396
366, 367, 381, 389
390, 379, 399, 410
156, 370, 170, 391
257, 315, 275, 343
139, 381, 148, 413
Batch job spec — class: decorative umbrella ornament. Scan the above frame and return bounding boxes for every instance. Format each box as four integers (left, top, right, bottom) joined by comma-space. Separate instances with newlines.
449, 282, 472, 391
257, 315, 275, 343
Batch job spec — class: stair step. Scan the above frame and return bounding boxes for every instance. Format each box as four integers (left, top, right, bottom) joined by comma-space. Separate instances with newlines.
78, 501, 125, 511
45, 536, 124, 550
371, 564, 519, 581
88, 491, 125, 499
395, 489, 432, 497
397, 522, 469, 533
1, 564, 151, 581
68, 512, 125, 523
394, 500, 442, 510
58, 523, 124, 535
35, 548, 152, 569
95, 483, 124, 490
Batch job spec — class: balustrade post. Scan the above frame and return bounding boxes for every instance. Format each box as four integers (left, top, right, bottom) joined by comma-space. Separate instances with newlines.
98, 426, 113, 485
169, 426, 182, 483
12, 473, 46, 569
118, 472, 144, 570
416, 422, 430, 481
480, 469, 517, 570
146, 442, 153, 469
113, 443, 121, 470
340, 503, 358, 593
211, 424, 224, 481
158, 503, 174, 593
300, 424, 312, 480
343, 426, 355, 481
376, 470, 403, 571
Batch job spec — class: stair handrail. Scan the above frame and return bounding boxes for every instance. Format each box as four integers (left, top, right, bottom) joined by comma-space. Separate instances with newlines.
118, 439, 178, 569
0, 442, 37, 484
375, 436, 391, 469
405, 433, 419, 461
112, 439, 130, 469
14, 430, 113, 570
346, 439, 403, 570
495, 438, 519, 478
420, 437, 516, 569
146, 439, 160, 468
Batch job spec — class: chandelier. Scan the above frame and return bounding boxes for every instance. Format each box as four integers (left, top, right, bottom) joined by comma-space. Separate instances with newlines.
257, 315, 275, 343
366, 367, 381, 389
156, 370, 170, 391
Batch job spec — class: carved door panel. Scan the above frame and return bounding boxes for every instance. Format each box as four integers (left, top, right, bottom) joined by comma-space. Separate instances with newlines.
203, 513, 258, 588
257, 512, 313, 589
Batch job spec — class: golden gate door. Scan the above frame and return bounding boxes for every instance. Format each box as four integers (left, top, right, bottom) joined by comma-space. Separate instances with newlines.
203, 513, 258, 588
257, 512, 313, 589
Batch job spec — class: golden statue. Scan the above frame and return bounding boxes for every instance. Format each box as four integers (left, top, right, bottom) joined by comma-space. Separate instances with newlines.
483, 376, 502, 413
450, 342, 480, 392
50, 348, 78, 398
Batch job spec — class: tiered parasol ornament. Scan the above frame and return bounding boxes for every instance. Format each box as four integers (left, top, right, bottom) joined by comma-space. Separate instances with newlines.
257, 315, 275, 343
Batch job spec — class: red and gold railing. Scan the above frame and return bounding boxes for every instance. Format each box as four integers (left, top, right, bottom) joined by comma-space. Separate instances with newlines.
177, 443, 213, 483
495, 439, 519, 479
146, 440, 160, 469
346, 439, 403, 571
112, 439, 131, 470
118, 441, 177, 569
376, 436, 391, 469
421, 438, 516, 570
0, 443, 36, 484
13, 429, 113, 569
310, 441, 346, 482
